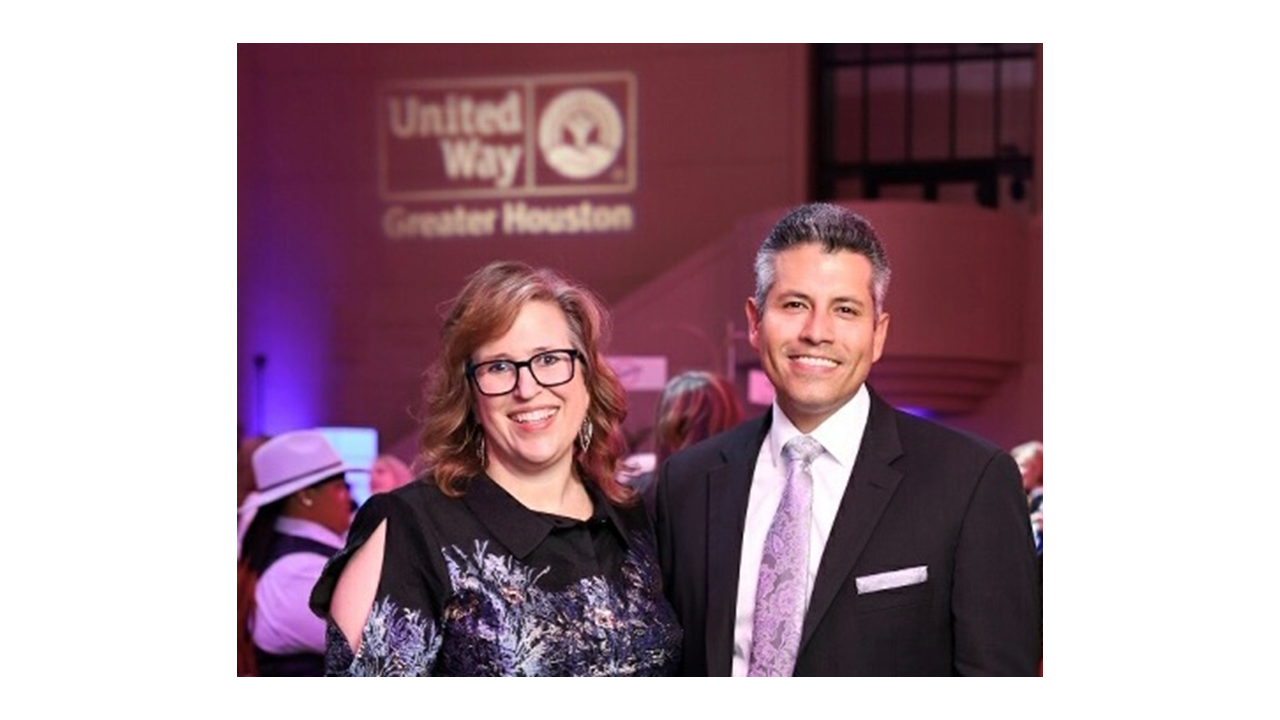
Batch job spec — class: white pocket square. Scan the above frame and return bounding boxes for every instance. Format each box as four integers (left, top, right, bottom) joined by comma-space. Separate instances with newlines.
855, 565, 928, 594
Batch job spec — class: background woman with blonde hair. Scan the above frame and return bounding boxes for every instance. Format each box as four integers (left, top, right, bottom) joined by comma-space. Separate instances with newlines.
368, 454, 412, 495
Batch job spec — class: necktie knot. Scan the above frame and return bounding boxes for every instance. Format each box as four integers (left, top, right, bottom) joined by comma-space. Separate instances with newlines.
783, 435, 824, 470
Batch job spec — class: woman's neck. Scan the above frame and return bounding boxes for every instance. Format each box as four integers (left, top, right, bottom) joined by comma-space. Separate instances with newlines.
487, 461, 592, 520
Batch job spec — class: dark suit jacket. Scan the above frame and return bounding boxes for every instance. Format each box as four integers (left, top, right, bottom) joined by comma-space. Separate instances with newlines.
654, 387, 1040, 676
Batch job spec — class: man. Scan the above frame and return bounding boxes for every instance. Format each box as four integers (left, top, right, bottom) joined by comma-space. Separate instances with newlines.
238, 429, 353, 675
1012, 440, 1044, 554
654, 203, 1039, 676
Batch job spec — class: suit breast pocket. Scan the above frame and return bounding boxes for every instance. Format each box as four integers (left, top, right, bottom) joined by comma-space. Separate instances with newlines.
853, 566, 933, 615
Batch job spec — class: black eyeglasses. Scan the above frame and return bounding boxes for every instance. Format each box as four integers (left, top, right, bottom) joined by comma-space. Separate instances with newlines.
466, 348, 583, 396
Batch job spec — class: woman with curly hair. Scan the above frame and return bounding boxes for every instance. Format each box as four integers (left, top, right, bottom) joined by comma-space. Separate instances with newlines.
310, 260, 680, 676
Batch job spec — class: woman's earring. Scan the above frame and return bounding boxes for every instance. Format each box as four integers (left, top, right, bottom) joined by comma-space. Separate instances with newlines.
300, 494, 314, 508
475, 434, 486, 464
578, 418, 594, 452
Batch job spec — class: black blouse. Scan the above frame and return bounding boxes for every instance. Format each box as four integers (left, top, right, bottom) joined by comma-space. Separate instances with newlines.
309, 473, 681, 676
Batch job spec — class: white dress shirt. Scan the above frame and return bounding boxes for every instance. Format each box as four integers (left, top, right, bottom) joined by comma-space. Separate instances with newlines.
251, 516, 345, 655
731, 385, 869, 676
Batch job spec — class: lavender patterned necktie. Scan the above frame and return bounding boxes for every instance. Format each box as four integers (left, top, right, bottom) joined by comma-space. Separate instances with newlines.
749, 434, 824, 676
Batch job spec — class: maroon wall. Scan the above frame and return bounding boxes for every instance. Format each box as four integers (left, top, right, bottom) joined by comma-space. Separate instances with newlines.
611, 201, 1043, 452
238, 43, 1041, 458
239, 44, 812, 448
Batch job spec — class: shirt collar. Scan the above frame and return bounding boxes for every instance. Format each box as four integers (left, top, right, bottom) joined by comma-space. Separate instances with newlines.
463, 473, 626, 560
273, 515, 346, 549
767, 384, 870, 470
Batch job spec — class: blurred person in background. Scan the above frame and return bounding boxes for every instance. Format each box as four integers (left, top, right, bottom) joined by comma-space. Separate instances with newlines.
237, 434, 271, 556
238, 430, 353, 676
1011, 438, 1044, 673
1011, 440, 1043, 553
629, 370, 744, 516
369, 453, 413, 495
238, 435, 271, 508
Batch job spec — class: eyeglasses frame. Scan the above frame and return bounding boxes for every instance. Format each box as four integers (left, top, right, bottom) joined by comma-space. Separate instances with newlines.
466, 348, 584, 397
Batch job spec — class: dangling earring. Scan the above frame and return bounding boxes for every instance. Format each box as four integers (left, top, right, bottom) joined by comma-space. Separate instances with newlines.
475, 434, 486, 464
579, 418, 594, 452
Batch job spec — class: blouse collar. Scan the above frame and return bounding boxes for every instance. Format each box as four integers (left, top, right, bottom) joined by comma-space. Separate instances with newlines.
462, 473, 627, 560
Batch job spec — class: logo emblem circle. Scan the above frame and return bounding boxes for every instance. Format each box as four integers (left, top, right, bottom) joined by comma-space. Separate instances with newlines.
538, 89, 624, 180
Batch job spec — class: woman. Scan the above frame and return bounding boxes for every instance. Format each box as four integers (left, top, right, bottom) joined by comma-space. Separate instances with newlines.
310, 261, 681, 676
238, 429, 354, 676
630, 370, 744, 515
369, 454, 413, 495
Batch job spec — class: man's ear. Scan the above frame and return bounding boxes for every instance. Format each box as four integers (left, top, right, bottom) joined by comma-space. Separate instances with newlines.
872, 311, 890, 362
745, 297, 761, 349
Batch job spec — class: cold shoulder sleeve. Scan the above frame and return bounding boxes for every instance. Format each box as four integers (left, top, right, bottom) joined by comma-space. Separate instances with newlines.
310, 489, 446, 676
312, 477, 681, 676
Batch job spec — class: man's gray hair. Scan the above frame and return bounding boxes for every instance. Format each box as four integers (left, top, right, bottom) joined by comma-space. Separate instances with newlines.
752, 202, 891, 315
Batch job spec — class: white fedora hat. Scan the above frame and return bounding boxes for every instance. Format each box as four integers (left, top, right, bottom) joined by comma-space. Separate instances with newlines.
242, 429, 347, 511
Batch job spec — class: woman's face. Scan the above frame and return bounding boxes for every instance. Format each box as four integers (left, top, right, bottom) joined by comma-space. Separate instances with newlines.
470, 300, 589, 483
370, 458, 405, 494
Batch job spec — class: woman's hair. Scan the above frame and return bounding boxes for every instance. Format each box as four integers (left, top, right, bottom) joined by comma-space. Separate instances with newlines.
413, 260, 631, 504
237, 496, 287, 677
238, 499, 288, 572
653, 371, 744, 468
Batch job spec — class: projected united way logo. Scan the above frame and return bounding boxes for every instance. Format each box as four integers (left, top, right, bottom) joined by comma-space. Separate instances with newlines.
379, 72, 637, 201
539, 89, 624, 180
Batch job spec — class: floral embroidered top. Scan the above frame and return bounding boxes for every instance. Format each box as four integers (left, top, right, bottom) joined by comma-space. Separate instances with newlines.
309, 473, 682, 676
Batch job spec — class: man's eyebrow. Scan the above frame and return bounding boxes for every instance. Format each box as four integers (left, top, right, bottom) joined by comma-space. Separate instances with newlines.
832, 296, 867, 308
774, 290, 867, 308
773, 289, 812, 302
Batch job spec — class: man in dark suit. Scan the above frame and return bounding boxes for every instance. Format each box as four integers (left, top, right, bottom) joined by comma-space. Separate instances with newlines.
654, 203, 1040, 676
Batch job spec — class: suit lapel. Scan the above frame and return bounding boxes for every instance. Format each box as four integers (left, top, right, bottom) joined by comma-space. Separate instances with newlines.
800, 390, 905, 652
705, 416, 770, 676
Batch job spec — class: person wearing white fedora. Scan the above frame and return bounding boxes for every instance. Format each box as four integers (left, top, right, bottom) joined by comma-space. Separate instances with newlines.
310, 261, 681, 676
237, 429, 353, 676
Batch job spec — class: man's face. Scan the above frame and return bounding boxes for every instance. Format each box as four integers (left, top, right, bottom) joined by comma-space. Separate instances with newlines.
308, 476, 353, 535
746, 243, 889, 433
